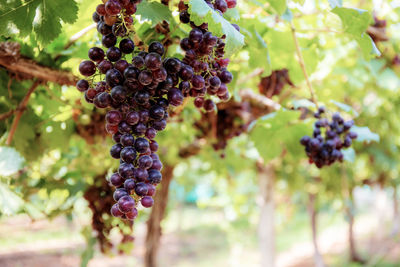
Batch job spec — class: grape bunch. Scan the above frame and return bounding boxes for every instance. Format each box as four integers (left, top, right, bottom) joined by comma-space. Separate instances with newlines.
76, 0, 197, 221
178, 0, 237, 112
300, 107, 358, 168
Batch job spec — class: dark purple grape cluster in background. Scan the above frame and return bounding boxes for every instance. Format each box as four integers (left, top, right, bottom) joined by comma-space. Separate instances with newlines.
178, 0, 237, 112
300, 107, 358, 168
77, 0, 236, 221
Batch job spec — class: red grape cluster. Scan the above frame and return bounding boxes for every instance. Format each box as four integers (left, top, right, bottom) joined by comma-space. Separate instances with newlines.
178, 0, 237, 112
300, 107, 358, 168
76, 0, 195, 221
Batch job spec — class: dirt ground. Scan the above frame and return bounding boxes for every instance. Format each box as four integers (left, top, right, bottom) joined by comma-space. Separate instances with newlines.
0, 215, 399, 267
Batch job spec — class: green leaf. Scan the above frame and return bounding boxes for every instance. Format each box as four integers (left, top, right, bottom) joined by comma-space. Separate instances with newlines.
292, 99, 316, 109
351, 126, 380, 143
0, 0, 79, 45
331, 7, 380, 59
188, 0, 245, 57
268, 0, 287, 15
0, 182, 24, 215
0, 146, 25, 176
330, 100, 359, 117
356, 34, 381, 59
246, 25, 271, 75
331, 7, 371, 36
136, 0, 174, 27
342, 148, 355, 163
250, 109, 311, 161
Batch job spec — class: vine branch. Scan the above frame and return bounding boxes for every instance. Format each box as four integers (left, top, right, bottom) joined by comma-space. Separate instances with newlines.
6, 80, 42, 145
290, 23, 319, 108
0, 42, 78, 86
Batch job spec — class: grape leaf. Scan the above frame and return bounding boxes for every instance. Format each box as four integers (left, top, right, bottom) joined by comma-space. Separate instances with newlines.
332, 7, 371, 36
342, 148, 355, 163
331, 7, 380, 59
136, 0, 173, 27
330, 100, 359, 117
351, 126, 380, 143
246, 25, 271, 75
188, 0, 245, 57
0, 182, 24, 215
0, 146, 25, 176
0, 0, 78, 45
267, 0, 287, 15
250, 109, 311, 161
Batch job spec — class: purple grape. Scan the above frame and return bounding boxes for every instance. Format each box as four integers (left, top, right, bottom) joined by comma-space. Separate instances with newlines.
79, 60, 96, 76
102, 34, 117, 48
126, 111, 140, 125
120, 134, 135, 147
148, 169, 162, 184
144, 52, 162, 70
106, 110, 122, 126
168, 88, 184, 106
76, 79, 89, 92
113, 188, 128, 201
141, 196, 154, 208
118, 195, 135, 213
110, 144, 123, 159
124, 178, 136, 192
107, 47, 122, 62
110, 172, 124, 187
135, 137, 150, 153
118, 162, 135, 179
89, 47, 105, 62
119, 38, 135, 54
111, 203, 124, 217
120, 146, 137, 163
138, 155, 153, 169
148, 41, 165, 56
135, 182, 148, 196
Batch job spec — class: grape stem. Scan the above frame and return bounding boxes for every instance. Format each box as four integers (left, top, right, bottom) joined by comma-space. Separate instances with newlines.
6, 79, 42, 145
290, 22, 319, 109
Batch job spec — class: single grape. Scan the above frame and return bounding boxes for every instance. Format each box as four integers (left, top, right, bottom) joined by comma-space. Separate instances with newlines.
105, 0, 121, 16
106, 110, 122, 126
110, 172, 124, 187
148, 169, 162, 184
107, 47, 122, 62
111, 203, 124, 217
102, 34, 117, 48
113, 188, 128, 201
141, 196, 154, 208
167, 88, 184, 106
144, 52, 162, 70
118, 162, 135, 179
135, 182, 148, 196
120, 146, 137, 163
138, 155, 153, 169
76, 79, 89, 92
148, 42, 165, 56
135, 137, 150, 153
110, 143, 123, 159
119, 38, 135, 54
118, 195, 135, 213
121, 189, 138, 207
79, 60, 96, 76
